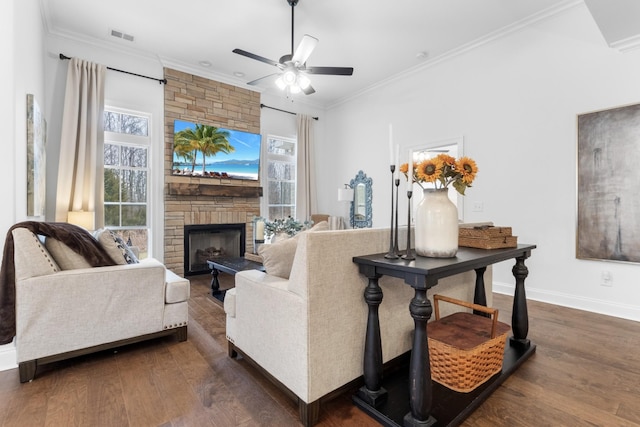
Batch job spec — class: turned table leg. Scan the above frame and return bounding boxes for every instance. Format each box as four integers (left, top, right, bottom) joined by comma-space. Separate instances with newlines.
473, 266, 489, 317
403, 288, 436, 427
511, 255, 530, 349
210, 266, 220, 294
357, 273, 387, 407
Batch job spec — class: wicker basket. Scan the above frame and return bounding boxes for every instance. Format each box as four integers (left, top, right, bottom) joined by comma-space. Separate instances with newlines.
427, 295, 511, 393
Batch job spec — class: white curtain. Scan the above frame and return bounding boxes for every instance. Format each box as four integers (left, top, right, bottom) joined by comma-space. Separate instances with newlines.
296, 114, 317, 221
55, 58, 106, 226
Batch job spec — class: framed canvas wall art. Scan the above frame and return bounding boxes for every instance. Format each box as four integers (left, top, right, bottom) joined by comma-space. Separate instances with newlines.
27, 94, 46, 218
576, 102, 640, 263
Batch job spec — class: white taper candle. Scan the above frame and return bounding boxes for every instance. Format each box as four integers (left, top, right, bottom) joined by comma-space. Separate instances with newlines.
408, 151, 413, 190
394, 145, 399, 177
388, 124, 394, 165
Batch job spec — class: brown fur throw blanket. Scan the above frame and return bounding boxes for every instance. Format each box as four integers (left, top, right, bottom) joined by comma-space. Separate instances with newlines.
0, 222, 118, 345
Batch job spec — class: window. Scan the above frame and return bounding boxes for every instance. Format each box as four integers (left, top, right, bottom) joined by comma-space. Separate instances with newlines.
104, 108, 150, 257
265, 135, 296, 220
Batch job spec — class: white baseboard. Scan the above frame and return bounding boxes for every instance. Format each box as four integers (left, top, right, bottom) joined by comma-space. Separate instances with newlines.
493, 281, 640, 323
0, 340, 17, 372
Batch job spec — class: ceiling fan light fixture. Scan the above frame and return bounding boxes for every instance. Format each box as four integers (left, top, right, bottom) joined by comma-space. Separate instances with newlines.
282, 69, 298, 85
298, 74, 311, 89
232, 0, 353, 97
275, 76, 287, 90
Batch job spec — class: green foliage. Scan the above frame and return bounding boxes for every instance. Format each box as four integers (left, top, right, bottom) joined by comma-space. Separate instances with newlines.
260, 216, 312, 238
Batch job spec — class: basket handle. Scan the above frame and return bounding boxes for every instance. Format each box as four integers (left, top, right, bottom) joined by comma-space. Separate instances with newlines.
433, 294, 500, 339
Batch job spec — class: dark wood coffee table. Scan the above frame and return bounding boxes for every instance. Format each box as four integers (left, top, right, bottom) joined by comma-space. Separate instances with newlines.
206, 257, 265, 296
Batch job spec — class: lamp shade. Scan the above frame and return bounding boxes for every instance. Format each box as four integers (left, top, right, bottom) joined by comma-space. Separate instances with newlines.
67, 211, 95, 230
338, 187, 354, 202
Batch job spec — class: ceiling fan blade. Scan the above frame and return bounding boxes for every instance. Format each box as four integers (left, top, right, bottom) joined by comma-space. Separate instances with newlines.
246, 73, 279, 86
303, 66, 354, 76
291, 34, 318, 65
233, 48, 280, 67
302, 84, 316, 95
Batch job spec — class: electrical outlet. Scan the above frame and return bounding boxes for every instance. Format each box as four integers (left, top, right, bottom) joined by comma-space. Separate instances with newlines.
473, 201, 484, 212
601, 271, 613, 287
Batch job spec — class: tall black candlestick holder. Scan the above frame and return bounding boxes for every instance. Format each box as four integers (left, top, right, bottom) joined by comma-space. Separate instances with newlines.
385, 165, 399, 259
402, 190, 415, 260
393, 178, 400, 255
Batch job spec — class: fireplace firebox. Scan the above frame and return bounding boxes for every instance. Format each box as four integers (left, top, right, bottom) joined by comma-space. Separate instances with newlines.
184, 223, 246, 276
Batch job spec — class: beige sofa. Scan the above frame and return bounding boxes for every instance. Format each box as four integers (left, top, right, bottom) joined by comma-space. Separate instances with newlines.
224, 226, 492, 426
11, 227, 189, 382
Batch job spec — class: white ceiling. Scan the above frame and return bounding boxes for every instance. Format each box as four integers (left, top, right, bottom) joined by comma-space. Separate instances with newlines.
42, 0, 580, 108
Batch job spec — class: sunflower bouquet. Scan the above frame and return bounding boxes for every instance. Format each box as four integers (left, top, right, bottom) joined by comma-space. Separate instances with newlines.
400, 154, 478, 195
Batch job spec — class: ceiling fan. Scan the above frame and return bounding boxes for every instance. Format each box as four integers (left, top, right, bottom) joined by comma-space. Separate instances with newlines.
232, 0, 353, 96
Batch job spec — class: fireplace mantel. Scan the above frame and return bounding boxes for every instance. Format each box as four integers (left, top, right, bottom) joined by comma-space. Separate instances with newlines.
168, 182, 263, 198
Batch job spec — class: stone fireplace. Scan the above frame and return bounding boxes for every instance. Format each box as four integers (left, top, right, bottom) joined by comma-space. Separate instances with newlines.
163, 67, 262, 276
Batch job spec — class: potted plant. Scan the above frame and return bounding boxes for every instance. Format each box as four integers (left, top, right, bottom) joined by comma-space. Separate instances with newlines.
261, 216, 312, 242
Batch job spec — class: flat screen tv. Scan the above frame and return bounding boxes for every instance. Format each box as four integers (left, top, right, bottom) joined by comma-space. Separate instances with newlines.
172, 119, 261, 181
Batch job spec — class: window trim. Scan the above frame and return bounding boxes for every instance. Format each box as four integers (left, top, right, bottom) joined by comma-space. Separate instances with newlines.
262, 134, 297, 220
103, 106, 152, 254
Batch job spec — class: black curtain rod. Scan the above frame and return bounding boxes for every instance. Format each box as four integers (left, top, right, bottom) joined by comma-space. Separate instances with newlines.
260, 103, 318, 121
59, 53, 167, 85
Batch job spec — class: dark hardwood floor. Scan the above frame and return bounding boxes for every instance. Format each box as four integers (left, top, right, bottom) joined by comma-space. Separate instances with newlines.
1, 273, 639, 426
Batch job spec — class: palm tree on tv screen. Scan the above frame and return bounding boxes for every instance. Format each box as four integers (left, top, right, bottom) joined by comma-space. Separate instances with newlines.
174, 124, 234, 174
173, 137, 196, 172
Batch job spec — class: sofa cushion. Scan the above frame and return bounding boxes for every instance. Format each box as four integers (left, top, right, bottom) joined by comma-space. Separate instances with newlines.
259, 221, 329, 279
94, 228, 139, 265
44, 238, 92, 270
12, 228, 60, 280
165, 268, 190, 304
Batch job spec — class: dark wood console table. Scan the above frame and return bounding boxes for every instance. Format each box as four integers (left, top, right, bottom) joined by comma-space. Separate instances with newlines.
206, 257, 264, 295
352, 244, 536, 427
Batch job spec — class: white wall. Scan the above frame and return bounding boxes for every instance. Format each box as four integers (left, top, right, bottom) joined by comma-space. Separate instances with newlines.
7, 0, 45, 227
1, 0, 46, 371
1, 0, 17, 242
260, 93, 325, 139
0, 0, 17, 372
320, 4, 640, 321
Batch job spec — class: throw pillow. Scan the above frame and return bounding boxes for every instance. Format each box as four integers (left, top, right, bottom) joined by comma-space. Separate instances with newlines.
11, 228, 60, 279
308, 220, 329, 233
94, 228, 139, 265
259, 236, 298, 279
258, 221, 329, 279
44, 237, 92, 270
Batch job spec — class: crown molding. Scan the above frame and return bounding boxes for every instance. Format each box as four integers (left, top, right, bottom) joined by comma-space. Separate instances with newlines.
328, 0, 583, 110
39, 0, 52, 34
45, 27, 161, 64
610, 34, 640, 53
157, 56, 256, 91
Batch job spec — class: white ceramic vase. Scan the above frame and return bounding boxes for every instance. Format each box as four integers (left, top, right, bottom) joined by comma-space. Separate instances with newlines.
414, 188, 459, 258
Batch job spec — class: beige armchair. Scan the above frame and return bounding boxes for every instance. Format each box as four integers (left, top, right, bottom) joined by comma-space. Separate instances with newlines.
6, 225, 189, 382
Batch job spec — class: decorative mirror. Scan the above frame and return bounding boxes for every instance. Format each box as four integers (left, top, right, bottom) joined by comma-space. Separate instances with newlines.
350, 170, 373, 228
